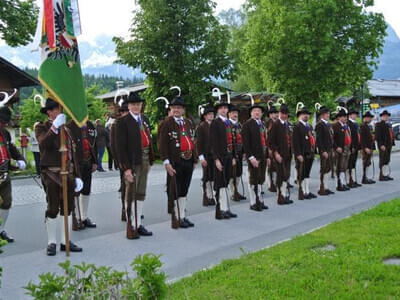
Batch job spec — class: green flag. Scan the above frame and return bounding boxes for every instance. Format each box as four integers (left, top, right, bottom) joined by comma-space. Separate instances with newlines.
37, 0, 87, 127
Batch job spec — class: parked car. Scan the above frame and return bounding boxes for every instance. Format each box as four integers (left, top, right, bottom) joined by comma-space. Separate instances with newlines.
392, 123, 400, 140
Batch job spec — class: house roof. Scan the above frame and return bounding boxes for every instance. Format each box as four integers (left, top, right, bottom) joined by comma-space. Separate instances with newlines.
367, 79, 400, 97
0, 56, 40, 88
96, 83, 148, 101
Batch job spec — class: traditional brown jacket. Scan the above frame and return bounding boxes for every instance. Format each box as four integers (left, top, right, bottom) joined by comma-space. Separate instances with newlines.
67, 120, 97, 165
35, 121, 81, 177
360, 122, 375, 150
0, 128, 24, 170
315, 120, 333, 154
195, 121, 211, 158
159, 116, 197, 164
242, 118, 266, 161
269, 119, 291, 160
292, 121, 314, 157
375, 120, 395, 148
210, 117, 234, 161
115, 113, 154, 172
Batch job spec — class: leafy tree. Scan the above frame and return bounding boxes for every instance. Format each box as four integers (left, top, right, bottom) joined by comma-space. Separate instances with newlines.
19, 90, 47, 130
243, 0, 387, 109
113, 0, 234, 123
0, 0, 38, 47
85, 85, 109, 122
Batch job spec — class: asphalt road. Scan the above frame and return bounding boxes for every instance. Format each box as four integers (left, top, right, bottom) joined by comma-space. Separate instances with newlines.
1, 150, 400, 299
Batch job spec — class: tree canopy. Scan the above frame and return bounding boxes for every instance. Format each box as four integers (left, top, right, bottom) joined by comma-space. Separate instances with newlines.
0, 0, 38, 47
114, 0, 234, 122
240, 0, 387, 108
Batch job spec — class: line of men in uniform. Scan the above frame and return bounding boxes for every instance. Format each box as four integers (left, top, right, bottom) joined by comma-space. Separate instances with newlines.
1, 89, 395, 256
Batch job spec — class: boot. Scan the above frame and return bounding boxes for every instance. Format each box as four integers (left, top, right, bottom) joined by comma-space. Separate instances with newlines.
171, 213, 179, 229
277, 192, 286, 205
126, 222, 139, 239
202, 193, 209, 207
269, 182, 277, 193
72, 214, 79, 231
121, 209, 126, 222
215, 198, 223, 220
318, 181, 328, 196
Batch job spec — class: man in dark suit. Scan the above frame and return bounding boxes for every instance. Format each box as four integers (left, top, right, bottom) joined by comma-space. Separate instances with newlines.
292, 105, 317, 200
210, 99, 238, 219
159, 93, 197, 229
228, 105, 246, 202
111, 101, 130, 221
332, 108, 352, 191
116, 93, 154, 239
35, 98, 84, 256
68, 118, 98, 231
347, 110, 362, 187
315, 106, 335, 196
265, 105, 278, 192
359, 111, 376, 184
375, 110, 395, 181
242, 103, 269, 211
196, 105, 216, 207
0, 106, 26, 243
269, 104, 293, 205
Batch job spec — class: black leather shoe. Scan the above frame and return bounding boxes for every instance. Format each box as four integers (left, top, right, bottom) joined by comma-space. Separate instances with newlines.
386, 176, 394, 181
47, 243, 56, 256
250, 204, 262, 211
183, 218, 194, 227
284, 197, 294, 204
261, 191, 265, 195
343, 185, 350, 191
261, 203, 269, 209
303, 194, 311, 200
0, 230, 14, 243
138, 225, 153, 236
238, 193, 246, 200
337, 186, 347, 192
141, 215, 144, 219
60, 241, 83, 252
83, 218, 96, 228
308, 193, 317, 199
355, 182, 362, 187
222, 211, 231, 219
227, 211, 237, 218
326, 189, 335, 195
288, 183, 294, 188
179, 219, 189, 228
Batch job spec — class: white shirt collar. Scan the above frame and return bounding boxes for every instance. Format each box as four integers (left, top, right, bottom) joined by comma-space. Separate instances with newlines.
299, 119, 307, 126
218, 115, 227, 122
339, 121, 345, 126
279, 118, 285, 125
229, 119, 237, 125
349, 118, 357, 123
130, 112, 140, 121
321, 118, 329, 124
174, 116, 183, 122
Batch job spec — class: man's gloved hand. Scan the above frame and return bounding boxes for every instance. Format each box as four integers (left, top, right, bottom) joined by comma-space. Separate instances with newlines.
74, 178, 83, 192
53, 113, 66, 129
17, 160, 26, 170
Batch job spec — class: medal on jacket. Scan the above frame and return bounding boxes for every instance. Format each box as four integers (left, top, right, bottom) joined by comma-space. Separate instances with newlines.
176, 142, 180, 148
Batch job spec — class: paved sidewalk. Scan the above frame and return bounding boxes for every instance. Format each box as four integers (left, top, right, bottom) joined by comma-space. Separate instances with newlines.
1, 153, 400, 299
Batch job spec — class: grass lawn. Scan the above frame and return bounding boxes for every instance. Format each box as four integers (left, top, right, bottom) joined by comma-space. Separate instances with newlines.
170, 199, 400, 299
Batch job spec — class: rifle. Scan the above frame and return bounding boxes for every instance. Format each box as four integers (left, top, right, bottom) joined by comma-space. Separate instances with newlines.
169, 173, 180, 228
297, 159, 305, 200
125, 172, 139, 238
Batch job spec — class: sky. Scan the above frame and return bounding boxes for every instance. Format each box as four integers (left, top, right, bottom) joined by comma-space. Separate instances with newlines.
11, 0, 400, 46
71, 0, 400, 44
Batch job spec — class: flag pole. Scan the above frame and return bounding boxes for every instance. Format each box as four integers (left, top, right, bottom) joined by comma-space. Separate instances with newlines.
60, 123, 70, 257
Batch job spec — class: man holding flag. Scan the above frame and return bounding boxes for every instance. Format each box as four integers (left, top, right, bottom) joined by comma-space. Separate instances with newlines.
34, 0, 88, 255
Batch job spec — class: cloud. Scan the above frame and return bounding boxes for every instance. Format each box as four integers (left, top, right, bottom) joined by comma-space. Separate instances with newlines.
82, 51, 117, 69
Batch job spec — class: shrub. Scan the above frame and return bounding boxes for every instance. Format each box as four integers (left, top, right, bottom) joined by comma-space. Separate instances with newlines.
24, 254, 167, 299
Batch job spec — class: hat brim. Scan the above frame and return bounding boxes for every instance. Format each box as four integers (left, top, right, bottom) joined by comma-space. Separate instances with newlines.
40, 102, 60, 114
249, 105, 264, 112
296, 110, 311, 117
380, 112, 391, 117
215, 103, 231, 109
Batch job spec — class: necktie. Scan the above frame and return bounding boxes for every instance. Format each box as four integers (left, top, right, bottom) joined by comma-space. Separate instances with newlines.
137, 116, 142, 126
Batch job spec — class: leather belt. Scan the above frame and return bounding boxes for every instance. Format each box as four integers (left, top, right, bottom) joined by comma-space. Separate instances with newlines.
181, 151, 193, 160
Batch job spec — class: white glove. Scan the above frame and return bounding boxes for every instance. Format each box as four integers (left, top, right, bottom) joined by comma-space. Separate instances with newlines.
74, 178, 84, 193
53, 113, 66, 129
17, 160, 26, 170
